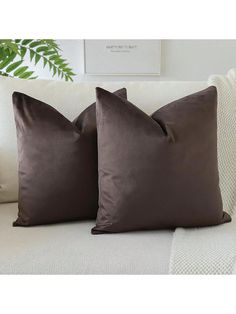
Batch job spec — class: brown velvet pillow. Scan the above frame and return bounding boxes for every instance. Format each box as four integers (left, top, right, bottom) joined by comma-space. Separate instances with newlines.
13, 88, 127, 226
92, 87, 231, 234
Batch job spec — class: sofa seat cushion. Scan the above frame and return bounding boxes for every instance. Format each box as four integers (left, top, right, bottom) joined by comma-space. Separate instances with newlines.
0, 203, 173, 274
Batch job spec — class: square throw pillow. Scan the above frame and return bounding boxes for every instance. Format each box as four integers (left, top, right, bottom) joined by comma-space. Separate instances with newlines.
13, 88, 127, 226
92, 87, 231, 234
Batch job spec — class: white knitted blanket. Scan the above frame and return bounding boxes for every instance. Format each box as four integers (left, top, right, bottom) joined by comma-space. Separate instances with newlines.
169, 69, 236, 275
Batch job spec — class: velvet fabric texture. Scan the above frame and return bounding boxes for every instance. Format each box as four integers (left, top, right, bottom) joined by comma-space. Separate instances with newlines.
13, 88, 127, 226
92, 87, 231, 234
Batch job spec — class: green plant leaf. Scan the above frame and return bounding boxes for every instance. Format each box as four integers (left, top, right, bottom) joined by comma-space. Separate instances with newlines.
42, 39, 61, 51
35, 53, 41, 65
30, 49, 35, 61
43, 57, 47, 68
43, 50, 57, 56
19, 71, 34, 79
29, 41, 42, 48
6, 60, 24, 73
36, 46, 49, 53
59, 63, 69, 69
54, 58, 65, 65
20, 47, 27, 58
0, 53, 16, 69
14, 66, 28, 76
0, 40, 19, 54
49, 55, 59, 61
53, 66, 57, 76
22, 39, 33, 45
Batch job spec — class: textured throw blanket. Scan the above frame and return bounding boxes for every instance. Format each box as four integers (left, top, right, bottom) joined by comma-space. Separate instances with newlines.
169, 69, 236, 274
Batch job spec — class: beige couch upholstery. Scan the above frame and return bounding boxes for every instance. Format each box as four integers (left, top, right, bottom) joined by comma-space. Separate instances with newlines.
0, 76, 206, 274
0, 203, 173, 274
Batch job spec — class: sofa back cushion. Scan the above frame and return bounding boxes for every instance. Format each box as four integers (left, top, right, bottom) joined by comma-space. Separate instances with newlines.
0, 76, 206, 203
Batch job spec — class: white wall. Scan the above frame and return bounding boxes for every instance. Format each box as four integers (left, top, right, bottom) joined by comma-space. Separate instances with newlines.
32, 40, 236, 81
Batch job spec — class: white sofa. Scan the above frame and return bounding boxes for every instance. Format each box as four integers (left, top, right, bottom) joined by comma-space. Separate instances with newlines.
0, 77, 208, 274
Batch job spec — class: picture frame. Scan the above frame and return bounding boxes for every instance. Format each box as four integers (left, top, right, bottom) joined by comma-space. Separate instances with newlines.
84, 40, 161, 75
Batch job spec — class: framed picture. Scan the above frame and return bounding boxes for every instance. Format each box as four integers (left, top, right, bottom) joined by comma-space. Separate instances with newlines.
84, 40, 161, 75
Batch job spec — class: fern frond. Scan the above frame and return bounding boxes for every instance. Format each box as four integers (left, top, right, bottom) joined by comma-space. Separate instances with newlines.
0, 39, 76, 81
17, 39, 75, 81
